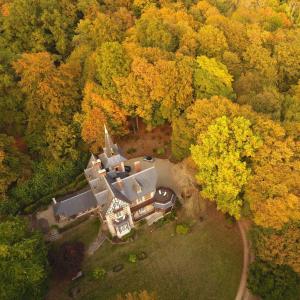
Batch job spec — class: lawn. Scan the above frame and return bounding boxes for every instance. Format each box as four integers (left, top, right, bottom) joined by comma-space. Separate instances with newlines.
66, 213, 243, 300
53, 216, 100, 249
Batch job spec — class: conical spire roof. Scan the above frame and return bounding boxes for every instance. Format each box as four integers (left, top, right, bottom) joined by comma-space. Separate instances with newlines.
104, 125, 114, 157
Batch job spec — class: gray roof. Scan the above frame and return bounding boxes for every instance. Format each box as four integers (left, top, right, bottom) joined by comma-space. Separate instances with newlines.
99, 153, 127, 169
111, 166, 157, 202
53, 189, 98, 218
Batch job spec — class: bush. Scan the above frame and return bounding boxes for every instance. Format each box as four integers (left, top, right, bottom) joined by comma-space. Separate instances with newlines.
128, 254, 137, 263
137, 252, 147, 260
176, 224, 190, 235
248, 260, 300, 300
127, 147, 137, 154
92, 267, 106, 280
121, 228, 136, 241
58, 215, 91, 233
155, 147, 165, 155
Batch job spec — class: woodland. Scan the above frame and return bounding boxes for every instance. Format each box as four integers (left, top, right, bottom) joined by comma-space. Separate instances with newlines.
0, 0, 300, 299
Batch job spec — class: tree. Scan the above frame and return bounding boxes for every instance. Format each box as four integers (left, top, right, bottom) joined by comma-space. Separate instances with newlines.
80, 81, 128, 152
248, 260, 300, 300
49, 241, 84, 279
245, 162, 300, 229
0, 134, 31, 201
274, 35, 300, 91
251, 223, 300, 273
0, 217, 48, 300
135, 7, 178, 52
191, 116, 261, 218
243, 44, 278, 85
0, 47, 25, 135
198, 24, 228, 58
13, 52, 81, 158
94, 41, 131, 98
73, 12, 122, 51
193, 56, 235, 99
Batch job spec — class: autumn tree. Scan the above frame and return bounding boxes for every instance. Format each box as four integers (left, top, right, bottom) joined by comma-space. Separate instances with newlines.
198, 24, 228, 58
0, 47, 25, 135
274, 33, 300, 91
94, 41, 131, 98
0, 217, 48, 300
0, 134, 31, 201
135, 8, 178, 52
80, 81, 128, 152
191, 116, 261, 218
193, 56, 235, 99
13, 52, 81, 159
251, 223, 300, 274
73, 12, 122, 51
245, 162, 300, 229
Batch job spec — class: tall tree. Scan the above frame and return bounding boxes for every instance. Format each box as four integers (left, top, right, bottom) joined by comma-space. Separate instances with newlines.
191, 116, 261, 218
193, 56, 235, 99
13, 52, 81, 158
80, 81, 128, 152
198, 24, 228, 58
0, 217, 48, 300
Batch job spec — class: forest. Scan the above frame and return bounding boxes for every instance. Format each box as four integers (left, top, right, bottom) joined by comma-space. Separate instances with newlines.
0, 0, 300, 299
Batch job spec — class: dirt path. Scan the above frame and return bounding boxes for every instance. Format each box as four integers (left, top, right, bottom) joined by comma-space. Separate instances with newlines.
236, 220, 258, 300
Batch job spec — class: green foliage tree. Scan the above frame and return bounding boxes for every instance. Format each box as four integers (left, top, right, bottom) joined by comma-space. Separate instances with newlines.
0, 217, 48, 300
191, 116, 261, 218
135, 7, 179, 52
94, 41, 131, 98
193, 56, 235, 99
248, 260, 300, 300
0, 134, 31, 201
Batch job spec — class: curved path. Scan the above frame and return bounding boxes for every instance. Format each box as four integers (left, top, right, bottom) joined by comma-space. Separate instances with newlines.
235, 220, 257, 300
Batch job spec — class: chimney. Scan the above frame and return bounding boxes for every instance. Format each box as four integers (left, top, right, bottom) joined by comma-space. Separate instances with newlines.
134, 161, 141, 173
98, 169, 106, 176
52, 198, 57, 204
116, 177, 124, 190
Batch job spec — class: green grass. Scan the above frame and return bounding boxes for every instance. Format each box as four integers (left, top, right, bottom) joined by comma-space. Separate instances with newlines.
72, 216, 243, 300
53, 216, 100, 249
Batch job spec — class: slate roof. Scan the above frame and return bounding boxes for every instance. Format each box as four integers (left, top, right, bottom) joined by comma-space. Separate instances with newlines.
99, 153, 127, 169
53, 189, 98, 218
111, 166, 157, 203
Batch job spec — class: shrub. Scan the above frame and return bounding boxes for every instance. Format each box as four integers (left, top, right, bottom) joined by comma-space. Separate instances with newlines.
248, 260, 300, 300
137, 252, 147, 260
92, 267, 106, 280
156, 147, 165, 155
127, 147, 137, 154
128, 254, 137, 263
121, 228, 136, 241
176, 224, 190, 235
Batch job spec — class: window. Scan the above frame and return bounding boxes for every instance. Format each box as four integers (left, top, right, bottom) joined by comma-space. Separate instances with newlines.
119, 223, 130, 233
116, 211, 122, 218
139, 207, 146, 214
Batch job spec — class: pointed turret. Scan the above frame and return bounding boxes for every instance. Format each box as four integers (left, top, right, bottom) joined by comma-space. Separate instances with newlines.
104, 125, 115, 157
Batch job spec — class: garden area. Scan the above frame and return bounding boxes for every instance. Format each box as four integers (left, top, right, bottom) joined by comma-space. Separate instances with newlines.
46, 211, 243, 300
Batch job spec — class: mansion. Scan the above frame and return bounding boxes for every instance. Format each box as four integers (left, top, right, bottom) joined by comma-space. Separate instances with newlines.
52, 126, 176, 238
